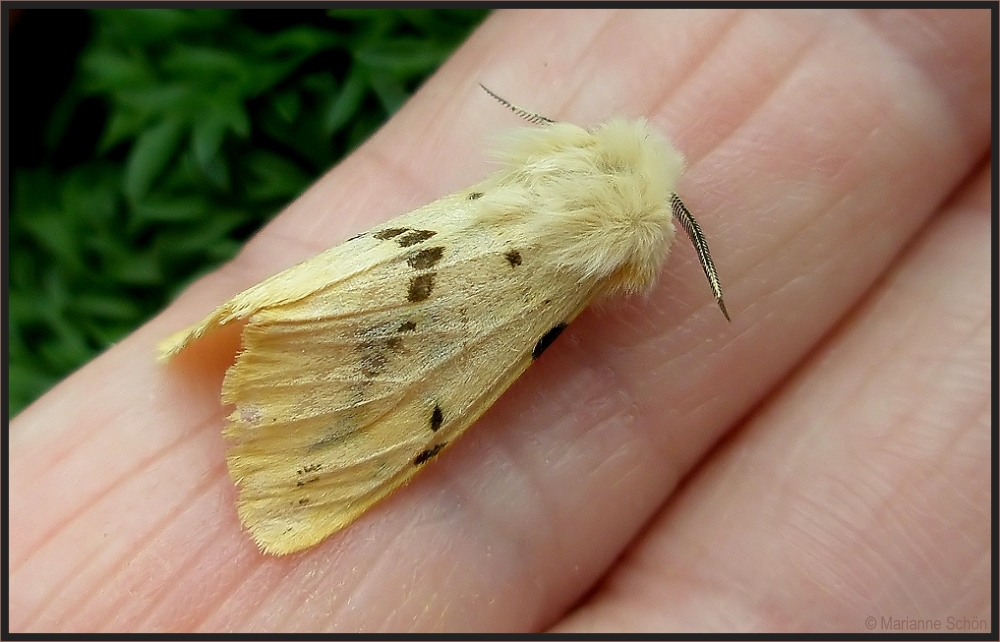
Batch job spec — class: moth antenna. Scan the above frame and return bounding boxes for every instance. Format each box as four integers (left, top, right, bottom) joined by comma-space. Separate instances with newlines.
670, 193, 730, 321
479, 83, 556, 126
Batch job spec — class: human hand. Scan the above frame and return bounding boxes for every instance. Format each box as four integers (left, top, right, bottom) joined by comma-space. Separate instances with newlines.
10, 9, 990, 632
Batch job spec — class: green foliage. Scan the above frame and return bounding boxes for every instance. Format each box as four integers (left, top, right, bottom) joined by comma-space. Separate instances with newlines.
9, 8, 489, 418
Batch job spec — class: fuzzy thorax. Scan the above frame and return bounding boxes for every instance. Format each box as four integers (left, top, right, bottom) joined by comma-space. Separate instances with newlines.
482, 118, 684, 295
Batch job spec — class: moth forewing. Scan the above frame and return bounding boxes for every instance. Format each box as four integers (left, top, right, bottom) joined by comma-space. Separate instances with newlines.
159, 112, 727, 555
219, 200, 603, 554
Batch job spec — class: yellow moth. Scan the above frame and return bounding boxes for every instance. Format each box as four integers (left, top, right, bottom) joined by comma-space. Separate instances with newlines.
159, 85, 728, 555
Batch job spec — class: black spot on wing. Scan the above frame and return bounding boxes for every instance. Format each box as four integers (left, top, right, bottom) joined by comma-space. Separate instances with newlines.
407, 247, 444, 269
374, 227, 438, 247
430, 405, 443, 432
408, 274, 435, 302
397, 320, 417, 333
532, 323, 568, 360
414, 442, 447, 466
398, 229, 437, 247
374, 228, 408, 240
468, 191, 484, 200
505, 250, 522, 267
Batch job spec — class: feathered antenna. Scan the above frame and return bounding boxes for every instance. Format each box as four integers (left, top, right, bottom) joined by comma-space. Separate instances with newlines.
479, 83, 555, 126
670, 193, 729, 321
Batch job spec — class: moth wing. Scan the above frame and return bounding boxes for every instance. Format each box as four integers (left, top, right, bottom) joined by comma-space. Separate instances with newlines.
222, 197, 602, 554
157, 193, 475, 360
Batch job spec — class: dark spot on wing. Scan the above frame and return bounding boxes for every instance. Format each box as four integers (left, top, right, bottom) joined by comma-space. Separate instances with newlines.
468, 191, 484, 200
414, 442, 447, 466
430, 405, 443, 432
408, 274, 435, 302
397, 320, 417, 333
298, 497, 311, 505
407, 246, 444, 269
359, 351, 388, 378
297, 463, 323, 474
296, 476, 321, 487
374, 227, 408, 240
398, 229, 437, 247
505, 250, 522, 267
358, 336, 403, 377
532, 322, 568, 359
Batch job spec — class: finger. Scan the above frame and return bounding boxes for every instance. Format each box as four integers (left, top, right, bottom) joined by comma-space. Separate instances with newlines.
557, 162, 991, 632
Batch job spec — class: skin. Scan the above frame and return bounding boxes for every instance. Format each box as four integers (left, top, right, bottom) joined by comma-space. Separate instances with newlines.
9, 9, 991, 633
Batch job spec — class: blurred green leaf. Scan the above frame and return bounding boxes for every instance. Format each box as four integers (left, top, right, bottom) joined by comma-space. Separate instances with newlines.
91, 8, 230, 45
323, 65, 366, 134
162, 44, 250, 84
258, 25, 343, 55
108, 251, 164, 286
124, 117, 185, 201
117, 83, 193, 113
199, 151, 231, 191
82, 320, 137, 347
346, 108, 384, 152
356, 38, 450, 78
70, 293, 143, 320
191, 113, 227, 167
272, 89, 302, 124
60, 166, 119, 224
153, 209, 249, 255
80, 49, 154, 92
244, 150, 312, 202
20, 209, 86, 274
367, 70, 409, 115
129, 194, 208, 224
217, 97, 251, 138
99, 105, 149, 152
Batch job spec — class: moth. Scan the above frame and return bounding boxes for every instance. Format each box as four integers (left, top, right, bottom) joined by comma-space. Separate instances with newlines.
159, 85, 728, 555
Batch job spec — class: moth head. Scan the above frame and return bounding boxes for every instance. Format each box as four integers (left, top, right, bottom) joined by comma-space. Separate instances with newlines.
512, 119, 686, 295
